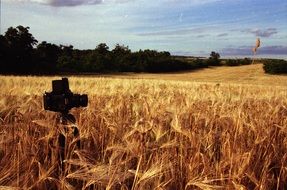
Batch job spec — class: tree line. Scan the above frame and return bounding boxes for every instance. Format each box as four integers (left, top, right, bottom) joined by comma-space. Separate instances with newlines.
262, 59, 287, 74
0, 25, 224, 75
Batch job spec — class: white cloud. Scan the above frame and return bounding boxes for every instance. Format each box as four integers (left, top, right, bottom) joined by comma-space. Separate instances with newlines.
242, 28, 278, 38
4, 0, 107, 6
5, 0, 220, 6
163, 0, 221, 5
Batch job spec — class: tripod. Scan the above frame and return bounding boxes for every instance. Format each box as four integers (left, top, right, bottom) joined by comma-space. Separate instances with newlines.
57, 112, 81, 174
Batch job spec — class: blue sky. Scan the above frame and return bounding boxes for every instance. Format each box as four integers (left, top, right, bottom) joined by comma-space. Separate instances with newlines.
1, 0, 287, 58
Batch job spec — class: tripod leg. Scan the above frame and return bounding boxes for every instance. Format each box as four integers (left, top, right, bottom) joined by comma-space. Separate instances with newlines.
72, 126, 81, 149
58, 132, 66, 172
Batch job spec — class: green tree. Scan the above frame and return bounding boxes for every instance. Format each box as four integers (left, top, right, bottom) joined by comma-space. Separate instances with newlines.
0, 35, 9, 72
36, 41, 61, 73
5, 26, 38, 50
207, 51, 221, 66
263, 59, 287, 74
210, 51, 220, 59
57, 45, 78, 72
95, 43, 109, 55
3, 25, 38, 73
111, 44, 132, 71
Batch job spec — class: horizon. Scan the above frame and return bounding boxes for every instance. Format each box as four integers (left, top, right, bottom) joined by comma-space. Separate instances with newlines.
1, 0, 287, 59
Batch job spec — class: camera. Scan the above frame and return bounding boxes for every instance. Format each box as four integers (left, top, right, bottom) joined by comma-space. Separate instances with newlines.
43, 78, 88, 113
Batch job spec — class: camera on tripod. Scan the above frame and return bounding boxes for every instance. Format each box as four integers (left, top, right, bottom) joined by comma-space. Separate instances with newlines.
43, 78, 88, 113
43, 78, 87, 175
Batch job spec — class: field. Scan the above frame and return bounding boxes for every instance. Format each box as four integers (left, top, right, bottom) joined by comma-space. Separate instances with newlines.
102, 64, 287, 86
0, 64, 287, 189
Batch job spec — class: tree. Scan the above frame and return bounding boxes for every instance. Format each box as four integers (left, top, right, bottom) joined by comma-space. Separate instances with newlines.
57, 45, 77, 72
0, 35, 9, 72
5, 26, 38, 50
2, 25, 38, 73
112, 44, 131, 56
1, 24, 210, 74
60, 45, 73, 57
36, 41, 61, 73
210, 51, 220, 60
95, 43, 109, 55
111, 44, 132, 71
207, 51, 221, 66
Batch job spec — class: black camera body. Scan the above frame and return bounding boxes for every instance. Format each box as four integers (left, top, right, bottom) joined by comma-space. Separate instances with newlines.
43, 78, 88, 113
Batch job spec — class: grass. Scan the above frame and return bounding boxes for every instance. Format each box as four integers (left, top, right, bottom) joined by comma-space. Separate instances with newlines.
0, 65, 287, 189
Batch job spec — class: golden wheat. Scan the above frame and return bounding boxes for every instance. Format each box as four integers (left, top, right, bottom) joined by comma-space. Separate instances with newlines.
0, 76, 286, 189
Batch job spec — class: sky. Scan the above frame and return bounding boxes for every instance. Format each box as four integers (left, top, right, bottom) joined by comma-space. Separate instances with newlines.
1, 0, 287, 58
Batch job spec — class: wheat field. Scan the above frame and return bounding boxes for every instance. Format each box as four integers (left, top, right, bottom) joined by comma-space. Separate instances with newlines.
100, 64, 287, 86
0, 75, 287, 189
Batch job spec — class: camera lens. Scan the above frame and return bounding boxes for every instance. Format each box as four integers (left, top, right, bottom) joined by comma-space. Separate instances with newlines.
79, 94, 88, 107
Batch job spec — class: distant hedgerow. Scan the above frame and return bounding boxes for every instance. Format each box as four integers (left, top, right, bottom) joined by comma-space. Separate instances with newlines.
263, 59, 287, 74
224, 58, 252, 66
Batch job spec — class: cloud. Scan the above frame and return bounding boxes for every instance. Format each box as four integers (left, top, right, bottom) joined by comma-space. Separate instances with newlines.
137, 27, 206, 36
217, 33, 228, 37
242, 28, 278, 38
6, 0, 221, 7
196, 34, 209, 38
50, 0, 102, 7
164, 0, 221, 5
221, 45, 287, 56
220, 46, 253, 56
258, 46, 287, 55
6, 0, 130, 7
